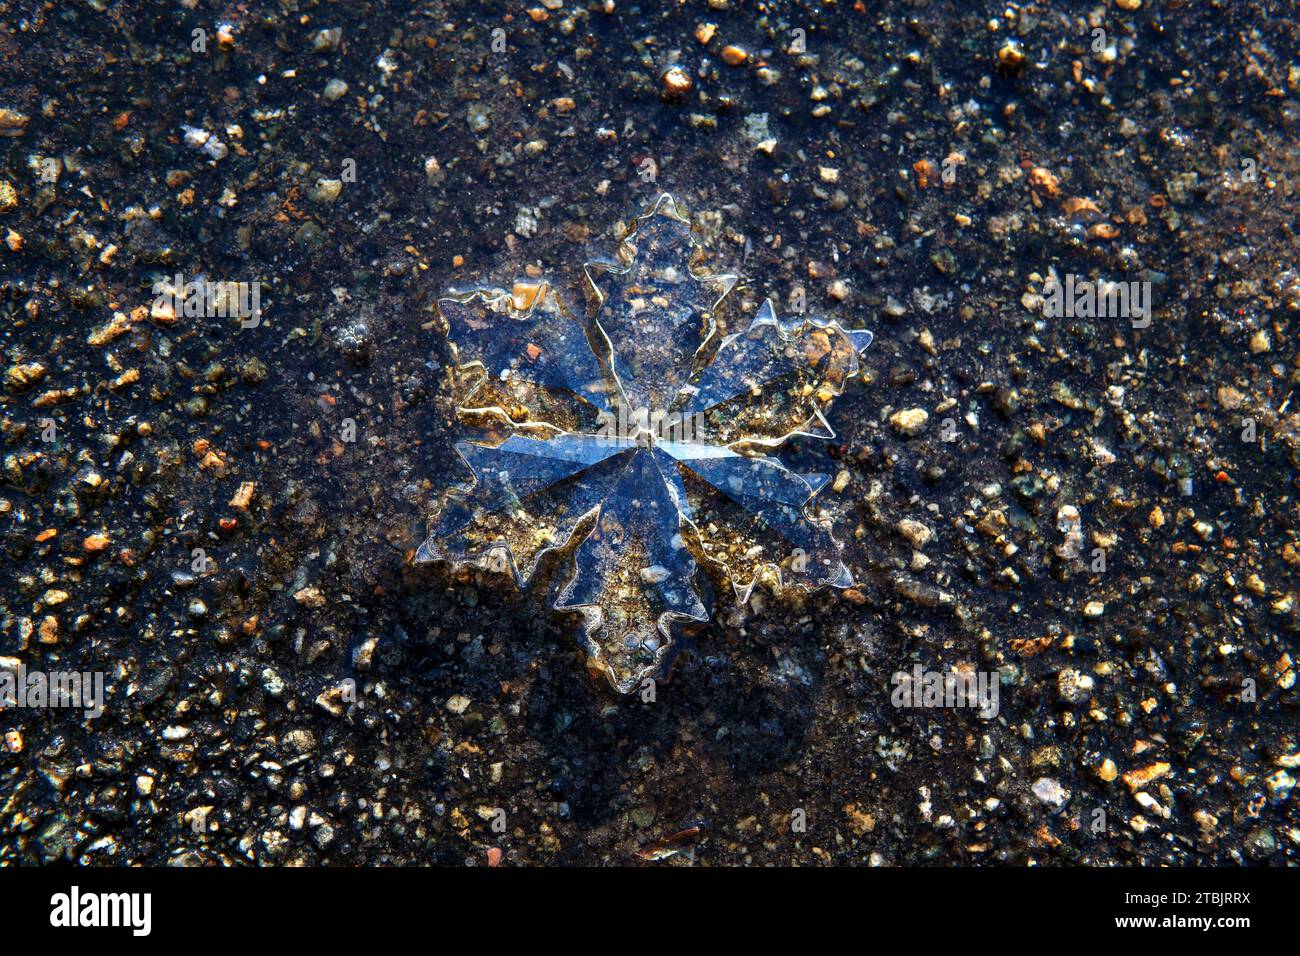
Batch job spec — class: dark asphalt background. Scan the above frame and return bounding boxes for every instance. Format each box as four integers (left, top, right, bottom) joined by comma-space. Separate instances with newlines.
0, 0, 1296, 865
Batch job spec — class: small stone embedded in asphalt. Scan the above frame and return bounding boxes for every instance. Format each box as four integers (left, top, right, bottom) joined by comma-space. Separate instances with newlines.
1032, 778, 1071, 809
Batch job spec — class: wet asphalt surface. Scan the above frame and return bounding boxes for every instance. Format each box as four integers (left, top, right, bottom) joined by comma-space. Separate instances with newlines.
0, 1, 1297, 865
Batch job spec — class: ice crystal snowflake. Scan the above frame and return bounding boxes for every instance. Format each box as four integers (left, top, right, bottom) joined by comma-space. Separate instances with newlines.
418, 194, 872, 692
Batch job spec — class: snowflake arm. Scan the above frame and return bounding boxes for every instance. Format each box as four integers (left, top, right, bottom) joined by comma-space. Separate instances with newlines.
417, 433, 635, 584
439, 284, 616, 434
680, 300, 873, 450
584, 193, 736, 413
554, 448, 708, 693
